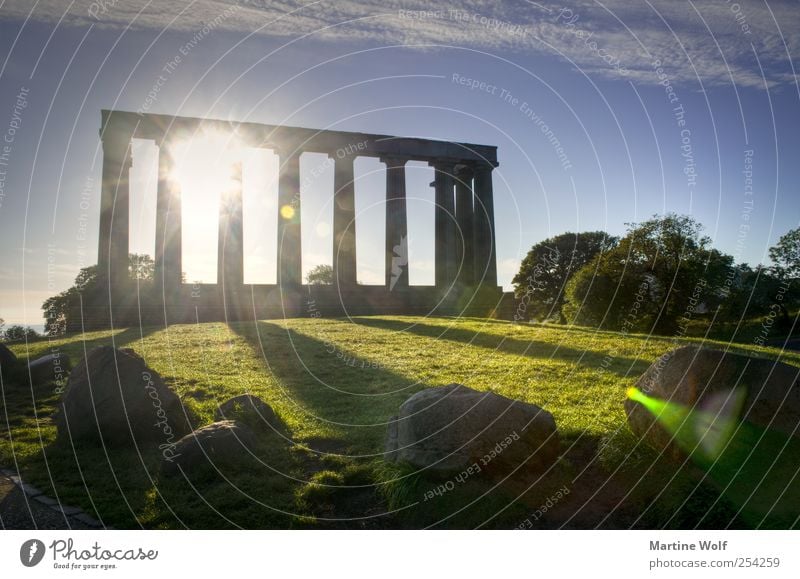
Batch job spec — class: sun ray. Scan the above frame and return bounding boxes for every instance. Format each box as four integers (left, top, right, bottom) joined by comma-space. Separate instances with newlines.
169, 129, 244, 282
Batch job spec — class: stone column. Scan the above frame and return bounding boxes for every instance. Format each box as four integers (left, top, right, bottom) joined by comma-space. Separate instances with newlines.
154, 138, 183, 296
431, 162, 457, 289
454, 164, 475, 287
472, 163, 498, 287
383, 157, 408, 290
332, 153, 357, 287
97, 128, 133, 289
217, 161, 244, 288
277, 149, 302, 287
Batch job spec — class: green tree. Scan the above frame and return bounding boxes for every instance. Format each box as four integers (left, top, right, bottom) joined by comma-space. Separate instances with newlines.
717, 263, 760, 320
42, 254, 154, 336
306, 264, 334, 285
716, 262, 797, 339
130, 253, 155, 280
2, 324, 40, 342
769, 226, 800, 279
511, 231, 617, 322
563, 214, 733, 334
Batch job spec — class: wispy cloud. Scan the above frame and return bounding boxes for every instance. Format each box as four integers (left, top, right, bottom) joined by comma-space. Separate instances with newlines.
1, 0, 797, 89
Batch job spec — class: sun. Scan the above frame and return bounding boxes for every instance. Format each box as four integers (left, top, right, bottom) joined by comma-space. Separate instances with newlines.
169, 129, 244, 199
167, 129, 246, 282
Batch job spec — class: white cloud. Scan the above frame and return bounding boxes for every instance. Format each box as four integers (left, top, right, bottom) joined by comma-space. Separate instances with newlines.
1, 0, 797, 89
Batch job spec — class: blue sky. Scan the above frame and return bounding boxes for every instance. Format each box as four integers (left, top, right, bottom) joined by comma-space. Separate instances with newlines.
1, 0, 799, 327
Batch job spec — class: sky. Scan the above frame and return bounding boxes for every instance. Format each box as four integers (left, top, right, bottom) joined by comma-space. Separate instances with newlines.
0, 0, 799, 328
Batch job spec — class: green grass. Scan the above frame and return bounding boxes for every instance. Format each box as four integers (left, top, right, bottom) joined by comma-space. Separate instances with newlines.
682, 307, 800, 345
2, 316, 798, 529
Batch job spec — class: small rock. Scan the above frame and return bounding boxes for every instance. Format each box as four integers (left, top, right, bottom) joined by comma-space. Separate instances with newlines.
51, 505, 83, 516
162, 420, 257, 476
28, 352, 71, 385
214, 394, 279, 431
19, 483, 42, 497
34, 494, 59, 506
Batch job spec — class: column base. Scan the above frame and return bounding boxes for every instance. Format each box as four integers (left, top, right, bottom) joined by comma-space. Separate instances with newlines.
70, 283, 506, 331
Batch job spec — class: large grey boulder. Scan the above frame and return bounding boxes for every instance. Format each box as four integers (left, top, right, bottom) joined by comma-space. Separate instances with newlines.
28, 352, 71, 386
0, 344, 17, 375
625, 345, 800, 460
162, 420, 256, 476
55, 346, 191, 446
385, 384, 560, 478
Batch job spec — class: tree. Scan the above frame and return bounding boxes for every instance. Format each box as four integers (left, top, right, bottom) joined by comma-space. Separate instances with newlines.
42, 254, 155, 336
562, 214, 733, 334
511, 231, 617, 322
767, 227, 800, 325
769, 226, 800, 279
130, 253, 155, 280
306, 264, 333, 285
712, 262, 798, 341
2, 324, 40, 341
43, 264, 101, 336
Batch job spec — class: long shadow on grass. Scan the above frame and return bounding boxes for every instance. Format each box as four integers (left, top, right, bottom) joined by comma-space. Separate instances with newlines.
227, 319, 561, 529
226, 320, 648, 529
224, 320, 447, 527
227, 320, 426, 455
350, 317, 651, 378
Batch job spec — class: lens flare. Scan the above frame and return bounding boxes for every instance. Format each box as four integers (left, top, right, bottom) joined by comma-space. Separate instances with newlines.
626, 386, 751, 462
626, 385, 800, 526
280, 204, 295, 220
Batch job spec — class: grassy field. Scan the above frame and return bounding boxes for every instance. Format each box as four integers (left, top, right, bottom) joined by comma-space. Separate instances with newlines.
2, 316, 798, 529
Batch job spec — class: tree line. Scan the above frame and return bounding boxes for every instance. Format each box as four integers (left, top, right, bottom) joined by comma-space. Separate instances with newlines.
512, 214, 799, 337
3, 214, 798, 340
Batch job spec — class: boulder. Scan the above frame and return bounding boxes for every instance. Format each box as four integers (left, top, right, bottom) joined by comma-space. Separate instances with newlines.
55, 346, 191, 446
0, 344, 17, 375
625, 345, 800, 460
385, 383, 559, 478
214, 394, 279, 431
0, 343, 17, 364
28, 352, 71, 385
162, 420, 256, 475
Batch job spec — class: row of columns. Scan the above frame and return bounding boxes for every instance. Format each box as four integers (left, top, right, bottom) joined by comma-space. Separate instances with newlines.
98, 136, 497, 296
432, 161, 498, 291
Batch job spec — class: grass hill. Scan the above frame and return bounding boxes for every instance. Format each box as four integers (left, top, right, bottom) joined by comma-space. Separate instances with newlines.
2, 316, 798, 529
